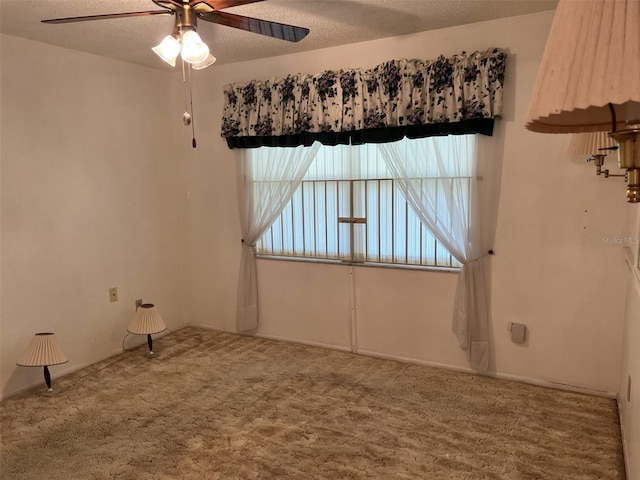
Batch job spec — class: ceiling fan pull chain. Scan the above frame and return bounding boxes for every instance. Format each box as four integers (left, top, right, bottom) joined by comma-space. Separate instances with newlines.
181, 56, 190, 118
180, 56, 196, 148
181, 57, 191, 122
187, 63, 197, 148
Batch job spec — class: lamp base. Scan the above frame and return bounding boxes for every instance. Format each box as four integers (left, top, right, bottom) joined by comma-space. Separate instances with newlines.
144, 334, 158, 358
144, 351, 158, 358
38, 389, 59, 397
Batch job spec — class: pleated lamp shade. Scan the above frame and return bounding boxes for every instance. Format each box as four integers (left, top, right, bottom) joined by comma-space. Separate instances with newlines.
526, 0, 640, 133
128, 304, 167, 335
567, 132, 618, 156
17, 333, 69, 367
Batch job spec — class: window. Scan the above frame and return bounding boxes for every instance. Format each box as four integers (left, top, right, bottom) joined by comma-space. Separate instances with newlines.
254, 136, 474, 269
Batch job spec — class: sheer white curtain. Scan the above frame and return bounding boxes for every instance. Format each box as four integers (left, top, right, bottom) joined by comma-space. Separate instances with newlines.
236, 142, 321, 331
377, 135, 496, 372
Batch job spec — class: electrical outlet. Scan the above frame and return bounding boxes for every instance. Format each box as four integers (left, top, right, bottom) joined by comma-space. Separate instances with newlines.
510, 322, 526, 344
109, 287, 118, 303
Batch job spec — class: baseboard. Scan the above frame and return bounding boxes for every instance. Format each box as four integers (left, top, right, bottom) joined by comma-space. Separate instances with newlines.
188, 323, 352, 353
356, 348, 476, 374
188, 324, 616, 399
188, 323, 234, 334
617, 396, 632, 480
489, 371, 616, 398
357, 348, 617, 399
254, 332, 352, 353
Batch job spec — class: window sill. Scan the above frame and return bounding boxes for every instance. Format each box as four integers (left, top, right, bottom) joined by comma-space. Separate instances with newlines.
255, 254, 461, 274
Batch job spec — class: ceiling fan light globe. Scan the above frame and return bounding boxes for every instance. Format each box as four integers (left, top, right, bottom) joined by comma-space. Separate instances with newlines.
152, 35, 181, 67
181, 30, 209, 64
192, 53, 216, 70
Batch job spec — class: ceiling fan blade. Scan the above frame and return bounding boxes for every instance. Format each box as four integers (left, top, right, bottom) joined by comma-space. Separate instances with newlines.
198, 11, 309, 42
190, 0, 265, 13
42, 10, 172, 24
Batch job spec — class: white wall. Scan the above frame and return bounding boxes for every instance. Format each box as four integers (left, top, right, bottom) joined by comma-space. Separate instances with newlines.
184, 9, 628, 397
0, 35, 186, 399
619, 209, 640, 480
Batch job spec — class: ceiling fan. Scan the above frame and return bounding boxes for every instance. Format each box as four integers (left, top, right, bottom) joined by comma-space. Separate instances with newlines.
42, 0, 310, 69
41, 0, 308, 147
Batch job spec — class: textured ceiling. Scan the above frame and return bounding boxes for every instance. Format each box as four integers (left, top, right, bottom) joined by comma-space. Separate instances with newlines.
0, 0, 558, 70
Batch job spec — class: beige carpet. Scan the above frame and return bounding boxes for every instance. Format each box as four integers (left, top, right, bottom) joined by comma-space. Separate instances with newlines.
1, 327, 625, 479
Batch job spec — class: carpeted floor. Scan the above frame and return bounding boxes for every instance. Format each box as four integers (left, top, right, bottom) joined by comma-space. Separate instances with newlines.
0, 327, 625, 479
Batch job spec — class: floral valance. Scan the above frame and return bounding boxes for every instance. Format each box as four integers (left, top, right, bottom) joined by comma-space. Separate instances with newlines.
221, 48, 506, 149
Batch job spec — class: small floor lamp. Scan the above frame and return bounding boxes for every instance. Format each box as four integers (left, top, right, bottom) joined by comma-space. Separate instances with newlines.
17, 332, 69, 394
128, 303, 167, 357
